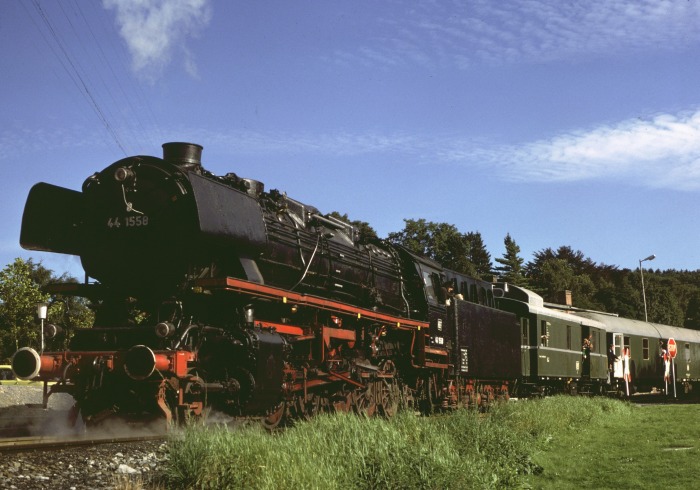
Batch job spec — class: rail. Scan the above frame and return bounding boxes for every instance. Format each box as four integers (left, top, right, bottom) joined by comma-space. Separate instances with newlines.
0, 433, 169, 453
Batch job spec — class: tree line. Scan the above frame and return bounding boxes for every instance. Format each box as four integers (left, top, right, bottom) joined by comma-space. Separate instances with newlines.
2, 216, 700, 361
333, 214, 700, 331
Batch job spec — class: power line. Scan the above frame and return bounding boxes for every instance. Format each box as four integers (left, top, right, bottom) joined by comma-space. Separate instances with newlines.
69, 0, 160, 150
93, 3, 164, 147
30, 0, 128, 156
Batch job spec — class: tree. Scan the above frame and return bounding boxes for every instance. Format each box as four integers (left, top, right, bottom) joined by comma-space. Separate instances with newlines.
387, 219, 476, 275
644, 276, 684, 326
527, 246, 598, 278
0, 258, 48, 361
328, 211, 378, 243
593, 272, 640, 320
526, 246, 602, 307
0, 258, 94, 361
465, 232, 493, 280
494, 233, 528, 286
525, 256, 598, 308
649, 287, 684, 326
684, 291, 700, 330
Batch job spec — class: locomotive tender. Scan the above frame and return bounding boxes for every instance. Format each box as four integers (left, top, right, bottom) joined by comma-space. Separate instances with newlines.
11, 143, 700, 427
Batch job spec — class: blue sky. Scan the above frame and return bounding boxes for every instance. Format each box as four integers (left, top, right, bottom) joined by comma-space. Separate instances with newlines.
2, 0, 700, 279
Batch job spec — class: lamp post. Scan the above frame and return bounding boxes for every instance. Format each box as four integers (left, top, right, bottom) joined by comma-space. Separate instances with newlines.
37, 302, 48, 353
639, 254, 656, 322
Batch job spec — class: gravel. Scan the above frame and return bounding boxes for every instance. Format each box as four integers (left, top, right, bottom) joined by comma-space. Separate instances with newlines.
0, 385, 171, 490
1, 440, 169, 490
0, 384, 74, 409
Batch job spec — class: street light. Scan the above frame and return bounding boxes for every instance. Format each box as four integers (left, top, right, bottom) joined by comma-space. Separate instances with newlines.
639, 254, 656, 322
36, 302, 48, 353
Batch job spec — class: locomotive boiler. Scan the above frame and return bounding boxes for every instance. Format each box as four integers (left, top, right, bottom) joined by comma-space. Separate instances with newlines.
12, 143, 520, 426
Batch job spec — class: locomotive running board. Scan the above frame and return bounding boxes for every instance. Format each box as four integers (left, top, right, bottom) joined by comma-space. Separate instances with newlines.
193, 276, 429, 330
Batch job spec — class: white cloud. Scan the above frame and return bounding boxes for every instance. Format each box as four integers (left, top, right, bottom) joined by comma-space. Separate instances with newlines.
471, 110, 700, 189
7, 110, 700, 192
103, 0, 211, 80
205, 109, 700, 191
175, 108, 700, 191
343, 0, 700, 68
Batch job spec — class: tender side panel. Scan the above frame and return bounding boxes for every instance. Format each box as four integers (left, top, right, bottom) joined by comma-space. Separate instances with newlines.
452, 300, 520, 379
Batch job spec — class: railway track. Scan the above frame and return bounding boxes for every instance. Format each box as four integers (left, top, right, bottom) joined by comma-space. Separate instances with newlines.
0, 432, 169, 453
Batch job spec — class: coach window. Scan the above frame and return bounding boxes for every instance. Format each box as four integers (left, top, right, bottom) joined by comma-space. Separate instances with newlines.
566, 326, 572, 350
595, 332, 600, 353
540, 321, 550, 347
686, 343, 690, 360
624, 336, 630, 352
521, 318, 529, 345
642, 338, 649, 360
468, 284, 476, 302
486, 289, 494, 307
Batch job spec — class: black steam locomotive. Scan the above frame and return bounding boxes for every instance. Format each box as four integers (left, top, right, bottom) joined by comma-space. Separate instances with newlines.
12, 143, 519, 426
12, 143, 700, 427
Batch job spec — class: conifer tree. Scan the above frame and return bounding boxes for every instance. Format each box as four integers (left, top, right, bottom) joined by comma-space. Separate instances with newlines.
494, 233, 528, 286
465, 232, 493, 280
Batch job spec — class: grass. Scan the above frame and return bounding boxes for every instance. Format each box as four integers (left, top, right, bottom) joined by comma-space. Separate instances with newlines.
157, 409, 540, 489
150, 397, 700, 489
525, 402, 700, 489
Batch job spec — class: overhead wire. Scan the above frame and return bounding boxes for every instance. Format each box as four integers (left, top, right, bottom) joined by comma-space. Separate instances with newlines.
17, 0, 115, 151
31, 0, 128, 156
56, 0, 138, 154
25, 0, 163, 156
69, 0, 160, 150
95, 2, 165, 149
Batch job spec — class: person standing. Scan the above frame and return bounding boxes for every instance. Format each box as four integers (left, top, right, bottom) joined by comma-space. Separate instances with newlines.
607, 344, 618, 384
582, 335, 593, 377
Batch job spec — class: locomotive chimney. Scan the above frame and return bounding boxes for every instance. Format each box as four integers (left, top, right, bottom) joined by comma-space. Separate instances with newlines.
162, 142, 203, 172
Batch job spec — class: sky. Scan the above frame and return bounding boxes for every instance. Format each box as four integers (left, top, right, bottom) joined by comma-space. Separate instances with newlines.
2, 0, 700, 280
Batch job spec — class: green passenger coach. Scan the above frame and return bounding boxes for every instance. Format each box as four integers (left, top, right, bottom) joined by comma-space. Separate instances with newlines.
496, 284, 608, 396
569, 310, 700, 394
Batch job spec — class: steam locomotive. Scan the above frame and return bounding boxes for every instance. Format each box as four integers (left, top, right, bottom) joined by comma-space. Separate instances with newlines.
11, 143, 521, 426
11, 143, 700, 427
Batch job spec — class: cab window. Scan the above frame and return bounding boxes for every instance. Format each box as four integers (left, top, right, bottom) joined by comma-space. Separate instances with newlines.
422, 271, 437, 304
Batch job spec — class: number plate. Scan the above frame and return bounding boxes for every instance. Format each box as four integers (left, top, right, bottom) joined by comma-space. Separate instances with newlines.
107, 216, 150, 228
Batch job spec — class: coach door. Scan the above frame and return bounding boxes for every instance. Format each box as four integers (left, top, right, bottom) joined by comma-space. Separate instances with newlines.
612, 333, 623, 378
520, 317, 531, 376
684, 342, 692, 380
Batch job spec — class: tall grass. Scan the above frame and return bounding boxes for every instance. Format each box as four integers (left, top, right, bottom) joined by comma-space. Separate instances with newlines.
157, 397, 633, 489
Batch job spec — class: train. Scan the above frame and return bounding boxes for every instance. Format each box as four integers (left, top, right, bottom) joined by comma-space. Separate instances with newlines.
10, 142, 700, 428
